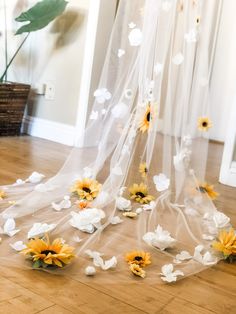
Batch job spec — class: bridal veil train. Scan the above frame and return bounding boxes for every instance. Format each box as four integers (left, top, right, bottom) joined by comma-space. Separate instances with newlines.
0, 0, 234, 283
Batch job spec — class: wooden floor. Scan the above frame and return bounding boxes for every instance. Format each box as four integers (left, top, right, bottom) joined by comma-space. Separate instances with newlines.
0, 136, 235, 314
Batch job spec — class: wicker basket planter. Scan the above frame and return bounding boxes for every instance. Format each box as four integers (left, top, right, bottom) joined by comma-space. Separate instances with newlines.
0, 82, 31, 136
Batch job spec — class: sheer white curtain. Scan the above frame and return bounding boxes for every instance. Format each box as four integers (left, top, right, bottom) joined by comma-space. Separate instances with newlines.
0, 0, 232, 284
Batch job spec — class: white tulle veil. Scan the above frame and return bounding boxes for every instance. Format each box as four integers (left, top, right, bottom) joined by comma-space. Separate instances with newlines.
0, 0, 231, 284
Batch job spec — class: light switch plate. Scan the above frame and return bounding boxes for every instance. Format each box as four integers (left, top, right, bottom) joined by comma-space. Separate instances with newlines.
45, 82, 55, 100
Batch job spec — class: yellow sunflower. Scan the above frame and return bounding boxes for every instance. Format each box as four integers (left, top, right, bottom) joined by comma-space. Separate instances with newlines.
125, 250, 151, 267
139, 104, 152, 133
129, 183, 154, 204
71, 178, 101, 201
123, 212, 137, 218
129, 263, 146, 278
139, 162, 148, 178
21, 234, 75, 268
212, 229, 236, 257
197, 117, 213, 131
198, 182, 219, 200
0, 190, 6, 200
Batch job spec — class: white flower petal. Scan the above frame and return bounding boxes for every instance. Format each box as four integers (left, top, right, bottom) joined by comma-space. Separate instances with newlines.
175, 251, 192, 261
143, 225, 176, 250
202, 252, 217, 265
85, 266, 96, 276
172, 270, 184, 277
172, 53, 184, 65
94, 88, 111, 104
142, 201, 156, 211
128, 22, 136, 29
136, 207, 143, 214
154, 63, 163, 75
111, 165, 123, 176
110, 216, 123, 225
85, 250, 103, 259
173, 148, 191, 172
72, 235, 83, 243
184, 28, 198, 43
161, 274, 178, 282
193, 245, 217, 265
1, 218, 20, 237
128, 28, 142, 46
51, 196, 71, 212
86, 250, 117, 271
162, 0, 172, 12
161, 263, 174, 276
202, 234, 215, 241
173, 259, 182, 264
111, 103, 129, 119
183, 135, 192, 146
102, 256, 117, 270
13, 179, 25, 186
89, 110, 99, 120
116, 197, 131, 211
69, 208, 105, 234
10, 241, 26, 251
121, 145, 130, 155
119, 187, 126, 196
28, 222, 56, 239
153, 173, 170, 192
212, 212, 230, 228
118, 49, 125, 58
160, 264, 184, 282
27, 172, 45, 184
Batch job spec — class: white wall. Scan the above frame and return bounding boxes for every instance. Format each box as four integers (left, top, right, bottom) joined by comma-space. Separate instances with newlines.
27, 0, 90, 126
0, 0, 90, 126
210, 0, 236, 142
0, 0, 117, 145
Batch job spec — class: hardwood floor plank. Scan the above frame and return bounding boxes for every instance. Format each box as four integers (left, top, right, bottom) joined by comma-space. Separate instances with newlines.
0, 275, 54, 314
155, 276, 236, 314
195, 267, 236, 295
158, 297, 216, 314
36, 304, 74, 314
0, 136, 236, 314
87, 283, 174, 313
1, 268, 146, 314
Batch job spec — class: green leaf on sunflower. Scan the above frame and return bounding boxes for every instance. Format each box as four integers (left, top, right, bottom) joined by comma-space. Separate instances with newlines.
33, 259, 43, 268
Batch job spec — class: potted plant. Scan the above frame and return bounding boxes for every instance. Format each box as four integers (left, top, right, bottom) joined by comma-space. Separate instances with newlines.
0, 0, 68, 136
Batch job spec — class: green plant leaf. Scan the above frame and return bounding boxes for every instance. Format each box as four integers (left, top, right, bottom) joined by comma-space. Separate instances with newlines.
15, 0, 68, 35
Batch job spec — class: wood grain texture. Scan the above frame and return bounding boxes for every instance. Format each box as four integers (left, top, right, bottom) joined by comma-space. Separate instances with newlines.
0, 135, 235, 314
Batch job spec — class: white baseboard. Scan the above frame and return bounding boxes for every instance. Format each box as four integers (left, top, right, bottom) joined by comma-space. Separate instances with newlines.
22, 116, 76, 146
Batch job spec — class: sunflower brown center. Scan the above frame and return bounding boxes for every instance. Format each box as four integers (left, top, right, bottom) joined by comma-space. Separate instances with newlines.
134, 256, 143, 261
199, 187, 207, 193
41, 250, 57, 255
136, 192, 145, 198
202, 121, 208, 127
83, 187, 91, 193
146, 112, 151, 122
